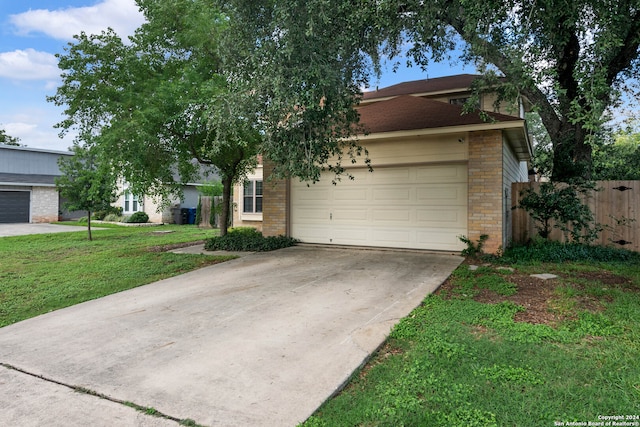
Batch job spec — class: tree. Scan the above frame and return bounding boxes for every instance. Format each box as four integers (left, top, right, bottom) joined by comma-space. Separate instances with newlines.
0, 128, 22, 146
49, 0, 260, 236
592, 122, 640, 180
220, 0, 640, 182
55, 144, 117, 241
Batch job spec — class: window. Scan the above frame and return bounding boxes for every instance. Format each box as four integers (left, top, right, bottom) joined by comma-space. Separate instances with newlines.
243, 180, 263, 214
123, 190, 142, 214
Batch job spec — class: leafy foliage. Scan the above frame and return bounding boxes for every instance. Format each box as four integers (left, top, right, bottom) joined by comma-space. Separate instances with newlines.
55, 144, 117, 240
592, 123, 640, 180
0, 128, 21, 146
49, 0, 260, 237
204, 227, 298, 252
222, 0, 640, 181
515, 181, 601, 243
498, 240, 640, 264
126, 212, 149, 223
458, 234, 488, 257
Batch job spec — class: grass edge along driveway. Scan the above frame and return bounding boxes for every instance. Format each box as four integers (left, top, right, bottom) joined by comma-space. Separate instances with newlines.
0, 224, 233, 328
301, 244, 640, 427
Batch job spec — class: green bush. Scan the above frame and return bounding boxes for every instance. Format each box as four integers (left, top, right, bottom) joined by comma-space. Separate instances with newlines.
92, 206, 122, 220
497, 240, 640, 264
126, 211, 149, 223
204, 227, 298, 252
103, 214, 125, 222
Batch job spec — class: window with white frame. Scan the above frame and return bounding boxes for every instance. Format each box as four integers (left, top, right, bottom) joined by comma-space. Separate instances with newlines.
243, 180, 263, 214
123, 188, 142, 214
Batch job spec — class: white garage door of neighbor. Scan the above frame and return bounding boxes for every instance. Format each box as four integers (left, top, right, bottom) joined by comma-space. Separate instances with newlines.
291, 164, 467, 251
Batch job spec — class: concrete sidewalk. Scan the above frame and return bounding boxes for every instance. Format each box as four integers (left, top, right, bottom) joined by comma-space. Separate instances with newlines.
0, 223, 104, 237
0, 246, 462, 426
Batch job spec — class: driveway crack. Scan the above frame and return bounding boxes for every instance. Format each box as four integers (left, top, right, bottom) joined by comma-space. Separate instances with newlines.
0, 362, 204, 427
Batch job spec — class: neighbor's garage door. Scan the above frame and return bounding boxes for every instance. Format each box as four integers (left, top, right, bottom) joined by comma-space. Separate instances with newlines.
0, 191, 30, 223
291, 164, 467, 251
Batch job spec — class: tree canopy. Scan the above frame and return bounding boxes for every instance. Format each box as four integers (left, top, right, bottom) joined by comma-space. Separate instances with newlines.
49, 0, 261, 235
220, 0, 640, 182
0, 128, 21, 146
56, 144, 117, 240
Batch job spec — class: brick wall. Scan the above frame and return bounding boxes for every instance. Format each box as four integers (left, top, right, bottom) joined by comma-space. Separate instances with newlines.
262, 160, 288, 237
31, 187, 59, 223
468, 130, 503, 254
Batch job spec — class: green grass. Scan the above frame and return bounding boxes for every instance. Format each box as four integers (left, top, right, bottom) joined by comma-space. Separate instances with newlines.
301, 250, 640, 427
0, 223, 233, 327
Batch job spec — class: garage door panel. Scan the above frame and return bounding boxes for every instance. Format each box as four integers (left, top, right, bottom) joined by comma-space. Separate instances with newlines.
373, 188, 411, 201
416, 164, 466, 181
0, 191, 30, 223
371, 209, 411, 222
416, 209, 466, 227
290, 164, 468, 251
416, 187, 465, 203
333, 188, 368, 201
333, 209, 368, 221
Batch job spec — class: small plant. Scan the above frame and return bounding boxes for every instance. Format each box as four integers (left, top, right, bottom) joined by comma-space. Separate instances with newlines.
103, 213, 125, 222
459, 234, 488, 257
514, 181, 601, 244
195, 197, 202, 225
127, 211, 149, 223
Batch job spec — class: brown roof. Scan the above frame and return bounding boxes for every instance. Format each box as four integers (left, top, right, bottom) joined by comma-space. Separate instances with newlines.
357, 95, 522, 134
362, 74, 481, 100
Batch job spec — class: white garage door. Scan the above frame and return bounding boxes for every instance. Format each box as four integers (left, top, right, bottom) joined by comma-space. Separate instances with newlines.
291, 164, 467, 251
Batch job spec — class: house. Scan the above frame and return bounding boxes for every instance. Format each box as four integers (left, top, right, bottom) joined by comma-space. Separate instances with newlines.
0, 144, 80, 223
261, 74, 532, 254
232, 162, 264, 231
113, 165, 221, 224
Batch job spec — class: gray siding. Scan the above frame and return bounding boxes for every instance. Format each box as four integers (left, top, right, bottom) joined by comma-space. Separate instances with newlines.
0, 145, 72, 177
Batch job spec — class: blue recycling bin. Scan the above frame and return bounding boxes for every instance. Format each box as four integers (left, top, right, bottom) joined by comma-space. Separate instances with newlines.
187, 208, 197, 224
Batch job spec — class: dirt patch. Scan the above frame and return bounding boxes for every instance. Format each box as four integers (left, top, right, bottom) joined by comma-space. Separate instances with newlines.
436, 262, 622, 327
147, 240, 206, 252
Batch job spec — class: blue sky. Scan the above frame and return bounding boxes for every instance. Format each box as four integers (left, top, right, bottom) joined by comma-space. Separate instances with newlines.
0, 0, 473, 152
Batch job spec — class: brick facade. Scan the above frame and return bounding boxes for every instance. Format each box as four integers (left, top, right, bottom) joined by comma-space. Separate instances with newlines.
467, 130, 504, 254
31, 187, 59, 223
262, 159, 288, 237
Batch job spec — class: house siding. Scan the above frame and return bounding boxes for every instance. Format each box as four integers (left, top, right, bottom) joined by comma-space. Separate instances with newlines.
468, 130, 503, 254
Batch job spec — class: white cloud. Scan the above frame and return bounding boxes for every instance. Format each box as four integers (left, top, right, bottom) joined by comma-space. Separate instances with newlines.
0, 49, 59, 80
10, 0, 145, 41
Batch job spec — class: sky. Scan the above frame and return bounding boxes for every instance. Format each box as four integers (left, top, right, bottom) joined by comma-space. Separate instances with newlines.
0, 0, 473, 152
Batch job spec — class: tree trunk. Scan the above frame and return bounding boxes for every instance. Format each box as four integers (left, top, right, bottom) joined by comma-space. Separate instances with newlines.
220, 176, 233, 237
550, 121, 592, 182
87, 210, 93, 241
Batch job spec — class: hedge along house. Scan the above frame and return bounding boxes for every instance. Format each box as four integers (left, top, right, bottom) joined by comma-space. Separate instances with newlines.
261, 74, 533, 254
0, 144, 83, 223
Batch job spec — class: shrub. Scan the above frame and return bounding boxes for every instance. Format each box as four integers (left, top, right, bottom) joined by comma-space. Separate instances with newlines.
126, 211, 149, 223
498, 240, 640, 264
103, 214, 125, 222
92, 206, 122, 220
204, 227, 298, 252
514, 181, 601, 244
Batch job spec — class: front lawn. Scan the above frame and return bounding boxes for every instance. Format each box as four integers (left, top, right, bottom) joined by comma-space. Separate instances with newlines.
0, 224, 232, 328
302, 245, 640, 427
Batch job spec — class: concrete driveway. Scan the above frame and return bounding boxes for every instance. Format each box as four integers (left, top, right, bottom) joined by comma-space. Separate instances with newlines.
0, 246, 463, 426
0, 223, 99, 237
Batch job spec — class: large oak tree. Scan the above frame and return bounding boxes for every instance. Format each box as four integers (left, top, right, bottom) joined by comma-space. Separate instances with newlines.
220, 0, 640, 182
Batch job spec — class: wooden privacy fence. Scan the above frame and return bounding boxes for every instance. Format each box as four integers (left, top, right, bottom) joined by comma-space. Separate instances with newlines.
197, 196, 222, 228
512, 181, 639, 252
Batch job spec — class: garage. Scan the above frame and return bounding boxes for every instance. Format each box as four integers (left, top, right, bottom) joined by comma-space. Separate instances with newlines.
0, 191, 30, 223
291, 164, 467, 251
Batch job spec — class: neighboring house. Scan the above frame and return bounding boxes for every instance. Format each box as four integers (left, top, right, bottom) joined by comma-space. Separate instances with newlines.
0, 144, 82, 223
261, 74, 533, 254
114, 166, 220, 224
